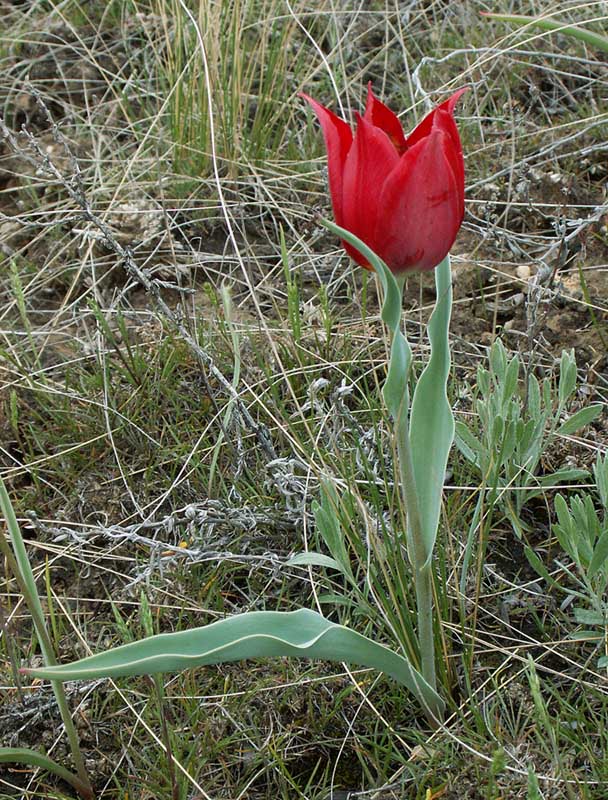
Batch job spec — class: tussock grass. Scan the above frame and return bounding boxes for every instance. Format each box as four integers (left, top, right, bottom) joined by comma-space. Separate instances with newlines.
1, 1, 607, 798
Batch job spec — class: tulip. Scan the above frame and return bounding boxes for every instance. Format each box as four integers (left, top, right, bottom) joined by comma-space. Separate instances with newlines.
301, 85, 467, 274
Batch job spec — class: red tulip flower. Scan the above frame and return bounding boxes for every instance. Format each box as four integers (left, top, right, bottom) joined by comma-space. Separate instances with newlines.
301, 85, 466, 274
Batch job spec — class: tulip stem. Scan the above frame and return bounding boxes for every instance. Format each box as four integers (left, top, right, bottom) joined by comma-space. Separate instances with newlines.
395, 424, 437, 696
387, 280, 438, 717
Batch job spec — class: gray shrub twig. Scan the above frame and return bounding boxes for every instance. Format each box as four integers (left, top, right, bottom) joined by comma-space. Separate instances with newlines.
524, 206, 606, 379
0, 98, 276, 462
28, 499, 302, 587
0, 681, 105, 746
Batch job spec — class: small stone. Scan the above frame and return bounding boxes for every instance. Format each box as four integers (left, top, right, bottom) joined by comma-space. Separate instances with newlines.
516, 265, 531, 281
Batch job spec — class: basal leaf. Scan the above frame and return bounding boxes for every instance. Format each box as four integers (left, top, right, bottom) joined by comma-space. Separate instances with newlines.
25, 608, 444, 718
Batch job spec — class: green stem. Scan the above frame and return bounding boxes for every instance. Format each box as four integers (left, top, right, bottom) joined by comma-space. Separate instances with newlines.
395, 422, 437, 697
387, 274, 438, 715
0, 478, 94, 800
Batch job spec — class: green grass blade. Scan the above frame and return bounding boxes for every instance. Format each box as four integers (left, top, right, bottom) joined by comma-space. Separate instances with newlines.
24, 608, 444, 718
481, 12, 608, 53
0, 479, 48, 638
0, 479, 93, 798
409, 256, 455, 565
0, 748, 90, 796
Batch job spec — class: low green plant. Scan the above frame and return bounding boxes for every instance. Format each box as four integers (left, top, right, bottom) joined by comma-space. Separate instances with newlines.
526, 453, 608, 668
151, 0, 314, 176
288, 480, 374, 618
456, 340, 602, 593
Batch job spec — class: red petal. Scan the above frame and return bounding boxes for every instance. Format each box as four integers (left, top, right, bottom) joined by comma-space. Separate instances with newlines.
300, 93, 353, 225
363, 83, 407, 154
432, 108, 465, 220
405, 89, 466, 222
341, 113, 401, 266
375, 128, 462, 273
405, 88, 468, 150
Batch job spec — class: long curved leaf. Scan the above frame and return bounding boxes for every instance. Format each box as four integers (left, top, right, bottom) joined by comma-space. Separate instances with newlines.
409, 256, 455, 566
481, 12, 608, 53
0, 747, 90, 796
320, 219, 411, 419
24, 608, 444, 718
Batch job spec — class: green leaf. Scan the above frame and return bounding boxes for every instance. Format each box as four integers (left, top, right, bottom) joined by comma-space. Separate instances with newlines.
454, 421, 482, 465
476, 365, 490, 396
588, 530, 608, 579
313, 481, 355, 584
537, 468, 588, 487
527, 373, 541, 422
287, 552, 344, 571
25, 608, 445, 718
0, 748, 89, 796
524, 546, 554, 585
554, 493, 572, 529
319, 220, 401, 328
523, 468, 588, 506
409, 256, 455, 564
481, 12, 608, 54
558, 349, 577, 408
556, 405, 603, 436
573, 608, 607, 626
489, 339, 507, 379
319, 219, 411, 420
384, 330, 412, 421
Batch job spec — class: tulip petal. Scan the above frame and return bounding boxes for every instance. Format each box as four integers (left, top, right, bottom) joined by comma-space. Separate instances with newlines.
402, 89, 466, 230
406, 90, 466, 209
341, 113, 401, 267
405, 88, 468, 151
434, 106, 465, 219
300, 93, 353, 225
364, 83, 407, 154
375, 128, 461, 272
